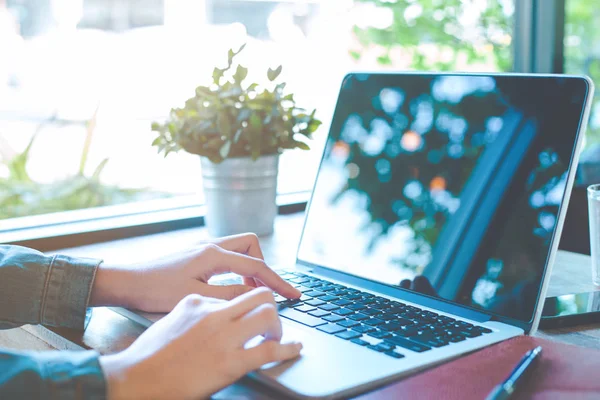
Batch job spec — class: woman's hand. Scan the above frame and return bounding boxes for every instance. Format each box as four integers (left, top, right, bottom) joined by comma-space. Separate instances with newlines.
100, 288, 302, 400
90, 233, 300, 312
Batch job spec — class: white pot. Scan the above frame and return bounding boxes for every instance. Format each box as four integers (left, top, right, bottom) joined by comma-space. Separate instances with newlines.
200, 154, 279, 237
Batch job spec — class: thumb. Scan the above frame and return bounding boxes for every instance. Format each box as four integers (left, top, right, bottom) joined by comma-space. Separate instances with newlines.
199, 283, 255, 300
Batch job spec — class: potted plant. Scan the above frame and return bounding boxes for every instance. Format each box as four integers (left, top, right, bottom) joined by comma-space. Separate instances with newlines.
151, 45, 321, 236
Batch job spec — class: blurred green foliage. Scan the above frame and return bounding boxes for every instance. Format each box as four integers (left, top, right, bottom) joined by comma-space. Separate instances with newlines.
564, 0, 600, 144
351, 0, 513, 71
0, 116, 167, 220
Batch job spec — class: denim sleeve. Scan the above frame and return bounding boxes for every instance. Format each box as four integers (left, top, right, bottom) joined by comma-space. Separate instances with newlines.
0, 245, 102, 330
0, 348, 106, 400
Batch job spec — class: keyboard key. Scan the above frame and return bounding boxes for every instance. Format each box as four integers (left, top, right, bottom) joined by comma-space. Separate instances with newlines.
374, 342, 395, 352
348, 313, 369, 321
386, 336, 431, 352
448, 335, 467, 343
289, 277, 309, 284
384, 351, 405, 359
364, 318, 385, 326
309, 309, 331, 318
297, 286, 313, 293
333, 308, 354, 316
333, 299, 352, 306
338, 319, 360, 328
410, 334, 449, 348
323, 314, 345, 323
280, 299, 303, 308
335, 330, 362, 340
319, 303, 340, 311
317, 323, 346, 334
460, 329, 482, 338
353, 324, 375, 334
351, 338, 369, 346
273, 295, 287, 303
343, 293, 362, 300
380, 322, 404, 332
279, 308, 327, 327
303, 282, 322, 288
380, 313, 398, 321
295, 304, 317, 313
372, 303, 391, 310
367, 330, 392, 339
299, 295, 312, 302
362, 308, 382, 316
320, 295, 339, 302
305, 291, 326, 298
305, 299, 326, 306
347, 303, 366, 311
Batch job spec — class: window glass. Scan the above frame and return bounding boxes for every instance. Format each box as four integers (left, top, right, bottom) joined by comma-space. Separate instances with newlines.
0, 0, 513, 221
564, 0, 600, 149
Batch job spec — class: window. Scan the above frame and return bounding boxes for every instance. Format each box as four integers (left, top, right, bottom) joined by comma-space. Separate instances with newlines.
564, 0, 600, 149
1, 0, 513, 239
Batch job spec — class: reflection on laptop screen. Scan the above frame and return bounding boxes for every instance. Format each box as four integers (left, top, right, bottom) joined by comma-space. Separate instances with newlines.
297, 73, 589, 322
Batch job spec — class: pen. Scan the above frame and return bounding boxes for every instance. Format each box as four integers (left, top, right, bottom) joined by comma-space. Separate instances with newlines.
485, 346, 543, 400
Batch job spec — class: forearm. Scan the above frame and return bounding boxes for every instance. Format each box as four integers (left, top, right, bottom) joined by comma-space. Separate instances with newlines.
0, 348, 106, 400
0, 245, 101, 330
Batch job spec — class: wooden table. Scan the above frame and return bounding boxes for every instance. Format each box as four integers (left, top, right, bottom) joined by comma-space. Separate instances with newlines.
2, 212, 600, 396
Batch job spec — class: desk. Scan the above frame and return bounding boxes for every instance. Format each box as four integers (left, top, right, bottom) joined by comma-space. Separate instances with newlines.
2, 213, 600, 396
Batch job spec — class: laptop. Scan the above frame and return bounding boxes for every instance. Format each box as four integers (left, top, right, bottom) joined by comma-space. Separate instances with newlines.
114, 72, 594, 399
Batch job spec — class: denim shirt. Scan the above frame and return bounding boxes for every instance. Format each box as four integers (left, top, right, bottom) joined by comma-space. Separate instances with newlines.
0, 245, 107, 399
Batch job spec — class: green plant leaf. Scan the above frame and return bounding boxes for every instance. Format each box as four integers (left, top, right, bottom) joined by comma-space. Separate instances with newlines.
283, 94, 294, 102
233, 65, 248, 83
267, 65, 283, 81
249, 113, 263, 160
235, 43, 247, 55
247, 83, 259, 91
295, 141, 310, 150
227, 49, 235, 67
195, 86, 213, 97
217, 110, 232, 138
213, 67, 224, 84
91, 158, 109, 180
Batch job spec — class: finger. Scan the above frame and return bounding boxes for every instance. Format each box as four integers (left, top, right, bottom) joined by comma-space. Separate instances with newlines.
235, 303, 282, 343
199, 282, 255, 300
222, 287, 277, 320
212, 233, 265, 260
208, 248, 300, 298
243, 276, 259, 288
214, 234, 265, 289
242, 341, 303, 371
400, 279, 411, 289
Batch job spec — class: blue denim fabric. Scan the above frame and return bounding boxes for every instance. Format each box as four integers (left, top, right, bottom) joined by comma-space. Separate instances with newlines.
0, 245, 107, 399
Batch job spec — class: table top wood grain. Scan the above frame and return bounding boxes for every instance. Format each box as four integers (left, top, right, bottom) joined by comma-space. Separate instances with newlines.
2, 212, 600, 398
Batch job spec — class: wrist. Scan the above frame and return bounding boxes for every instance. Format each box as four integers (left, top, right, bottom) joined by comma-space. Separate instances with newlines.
90, 264, 138, 308
100, 353, 141, 400
100, 351, 162, 400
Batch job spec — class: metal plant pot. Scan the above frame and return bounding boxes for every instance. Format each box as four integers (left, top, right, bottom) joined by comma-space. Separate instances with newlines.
200, 154, 279, 237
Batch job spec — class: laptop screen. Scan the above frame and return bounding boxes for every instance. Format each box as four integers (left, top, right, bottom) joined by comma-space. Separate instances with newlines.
297, 73, 590, 323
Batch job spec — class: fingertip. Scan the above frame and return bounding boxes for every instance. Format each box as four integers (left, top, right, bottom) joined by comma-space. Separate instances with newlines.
286, 341, 303, 357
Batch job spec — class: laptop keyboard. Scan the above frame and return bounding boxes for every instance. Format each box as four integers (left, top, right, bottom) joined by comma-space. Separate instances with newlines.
276, 270, 493, 360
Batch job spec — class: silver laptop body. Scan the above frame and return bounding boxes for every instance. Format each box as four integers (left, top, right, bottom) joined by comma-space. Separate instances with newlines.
246, 72, 594, 399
